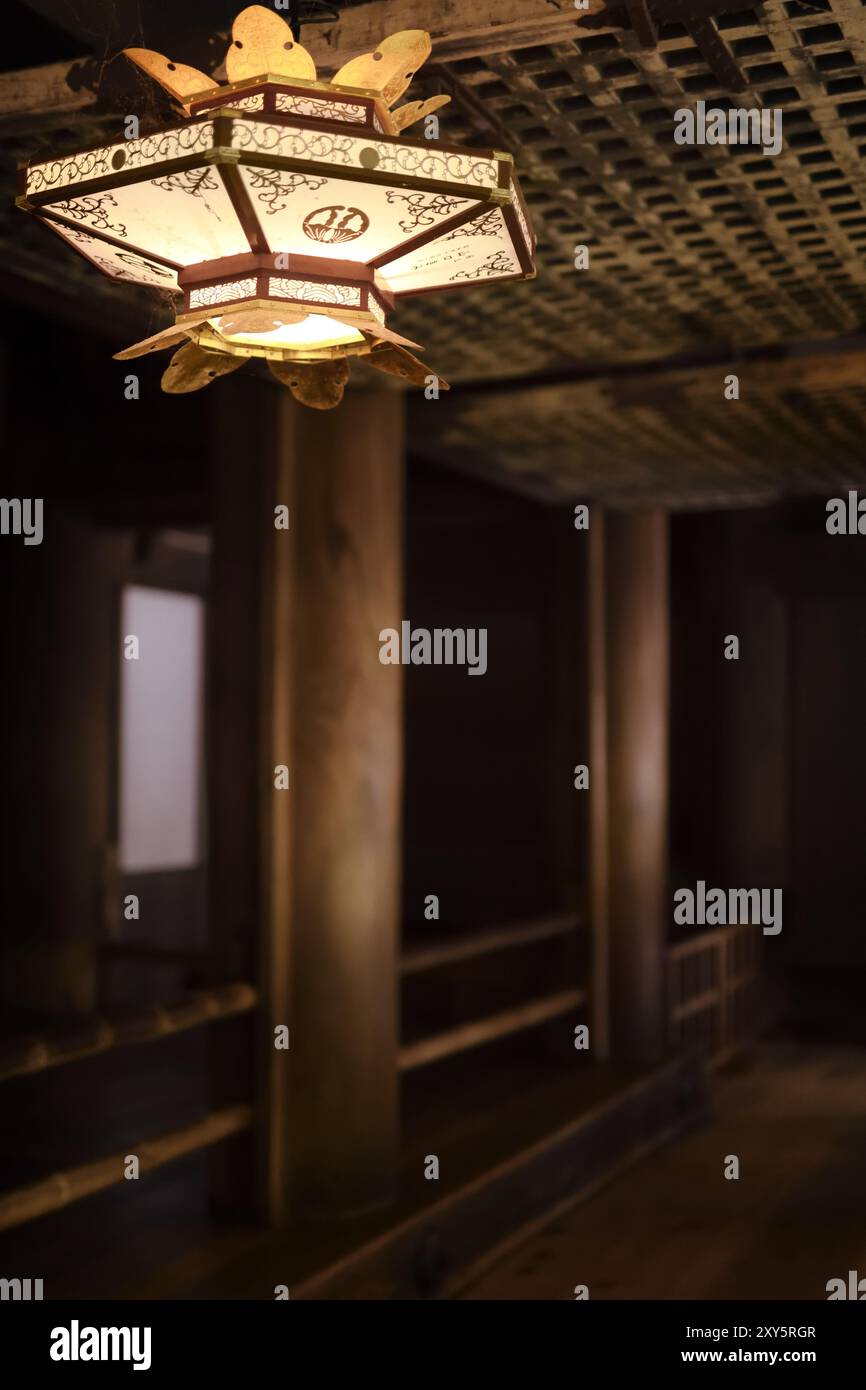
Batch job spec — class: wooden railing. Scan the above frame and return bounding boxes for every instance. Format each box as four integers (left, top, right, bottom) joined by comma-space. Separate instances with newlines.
0, 982, 257, 1083
399, 987, 587, 1072
9, 908, 753, 1236
668, 922, 761, 1067
0, 983, 258, 1233
0, 914, 590, 1231
0, 1106, 253, 1235
399, 913, 587, 1072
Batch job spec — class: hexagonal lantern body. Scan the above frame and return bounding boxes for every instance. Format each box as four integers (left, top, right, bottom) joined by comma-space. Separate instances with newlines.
18, 79, 536, 366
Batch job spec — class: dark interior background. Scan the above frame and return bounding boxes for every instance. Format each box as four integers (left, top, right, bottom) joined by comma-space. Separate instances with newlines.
3, 292, 866, 1024
669, 503, 866, 1040
3, 288, 866, 1294
402, 461, 582, 932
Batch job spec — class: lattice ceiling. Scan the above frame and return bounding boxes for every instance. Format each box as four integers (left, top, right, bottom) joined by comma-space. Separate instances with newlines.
7, 0, 866, 502
399, 0, 866, 383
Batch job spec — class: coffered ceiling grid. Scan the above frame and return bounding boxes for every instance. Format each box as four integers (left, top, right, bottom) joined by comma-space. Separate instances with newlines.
8, 2, 866, 500
397, 0, 866, 385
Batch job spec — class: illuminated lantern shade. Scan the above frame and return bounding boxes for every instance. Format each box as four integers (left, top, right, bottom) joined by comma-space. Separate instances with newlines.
16, 4, 536, 408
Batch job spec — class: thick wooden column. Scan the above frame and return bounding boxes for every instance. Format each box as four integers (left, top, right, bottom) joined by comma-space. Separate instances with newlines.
600, 510, 669, 1068
209, 381, 404, 1224
287, 391, 404, 1217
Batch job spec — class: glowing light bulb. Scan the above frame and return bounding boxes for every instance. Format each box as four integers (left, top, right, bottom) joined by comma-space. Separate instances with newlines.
212, 313, 365, 351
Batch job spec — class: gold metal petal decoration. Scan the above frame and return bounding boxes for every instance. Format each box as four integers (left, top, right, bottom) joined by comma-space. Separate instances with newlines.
361, 321, 424, 351
332, 31, 432, 108
123, 49, 214, 103
269, 357, 351, 410
225, 4, 317, 82
390, 94, 451, 134
113, 320, 204, 361
366, 343, 450, 390
162, 342, 246, 393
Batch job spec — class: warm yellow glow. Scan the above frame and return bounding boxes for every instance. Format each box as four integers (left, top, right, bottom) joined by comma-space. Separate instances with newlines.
211, 313, 365, 350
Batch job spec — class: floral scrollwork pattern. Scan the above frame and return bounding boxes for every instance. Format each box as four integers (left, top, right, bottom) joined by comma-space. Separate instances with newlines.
275, 95, 367, 125
385, 190, 468, 234
246, 167, 328, 214
54, 194, 128, 239
27, 123, 216, 196
443, 208, 502, 241
450, 249, 518, 281
152, 168, 220, 197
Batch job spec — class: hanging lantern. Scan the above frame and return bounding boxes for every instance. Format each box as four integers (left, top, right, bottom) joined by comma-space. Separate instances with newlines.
16, 5, 536, 408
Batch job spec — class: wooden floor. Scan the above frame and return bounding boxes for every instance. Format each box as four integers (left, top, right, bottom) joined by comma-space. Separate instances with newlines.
459, 1043, 866, 1300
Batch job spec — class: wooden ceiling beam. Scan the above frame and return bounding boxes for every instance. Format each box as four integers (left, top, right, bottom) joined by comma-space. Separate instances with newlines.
0, 0, 779, 129
582, 0, 762, 31
585, 0, 750, 90
684, 16, 748, 95
625, 0, 658, 51
607, 348, 866, 405
0, 57, 100, 127
0, 0, 613, 127
445, 342, 866, 410
313, 0, 612, 66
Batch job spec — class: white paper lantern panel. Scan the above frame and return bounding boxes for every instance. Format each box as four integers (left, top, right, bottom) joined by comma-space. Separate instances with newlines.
237, 164, 480, 262
38, 168, 249, 266
379, 205, 521, 295
44, 219, 180, 289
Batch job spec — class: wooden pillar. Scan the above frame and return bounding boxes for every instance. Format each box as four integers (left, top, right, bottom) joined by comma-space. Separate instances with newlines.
588, 514, 610, 1061
209, 382, 404, 1224
286, 391, 404, 1217
601, 510, 669, 1068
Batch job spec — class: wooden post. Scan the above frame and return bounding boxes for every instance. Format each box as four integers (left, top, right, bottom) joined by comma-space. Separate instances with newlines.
588, 512, 610, 1062
209, 382, 404, 1223
603, 511, 669, 1068
286, 390, 404, 1218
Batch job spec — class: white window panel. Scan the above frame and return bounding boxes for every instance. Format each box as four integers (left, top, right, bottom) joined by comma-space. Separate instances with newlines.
119, 586, 204, 873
